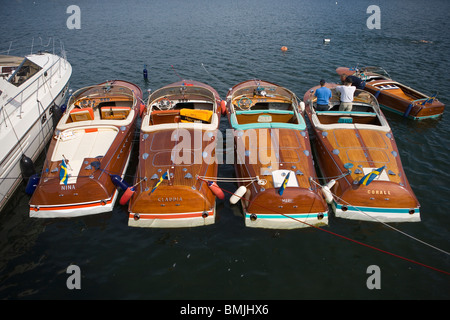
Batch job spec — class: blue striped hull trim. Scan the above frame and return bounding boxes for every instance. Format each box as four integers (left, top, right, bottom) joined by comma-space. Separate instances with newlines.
245, 213, 328, 219
335, 203, 420, 214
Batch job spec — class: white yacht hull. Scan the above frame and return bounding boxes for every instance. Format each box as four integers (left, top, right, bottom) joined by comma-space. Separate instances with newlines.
0, 51, 72, 211
0, 86, 69, 211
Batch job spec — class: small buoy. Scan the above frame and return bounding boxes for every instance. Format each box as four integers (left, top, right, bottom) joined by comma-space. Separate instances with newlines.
25, 173, 40, 195
20, 154, 35, 182
220, 100, 227, 115
119, 186, 135, 205
230, 186, 247, 205
208, 181, 224, 200
323, 39, 331, 43
110, 174, 130, 191
143, 64, 148, 81
139, 103, 145, 116
281, 46, 288, 52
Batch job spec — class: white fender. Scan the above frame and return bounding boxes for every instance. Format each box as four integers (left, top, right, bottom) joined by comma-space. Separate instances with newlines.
322, 186, 334, 204
326, 179, 336, 188
230, 186, 247, 205
299, 101, 305, 112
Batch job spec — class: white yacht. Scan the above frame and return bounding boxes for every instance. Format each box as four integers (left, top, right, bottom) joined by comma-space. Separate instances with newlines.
0, 44, 72, 211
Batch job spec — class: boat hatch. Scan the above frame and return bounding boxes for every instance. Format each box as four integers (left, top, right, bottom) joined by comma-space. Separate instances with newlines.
52, 127, 119, 184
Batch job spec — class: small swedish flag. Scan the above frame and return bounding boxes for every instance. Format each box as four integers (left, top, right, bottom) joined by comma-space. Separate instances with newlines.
278, 171, 290, 196
421, 93, 437, 105
359, 166, 385, 186
60, 159, 68, 185
150, 171, 169, 194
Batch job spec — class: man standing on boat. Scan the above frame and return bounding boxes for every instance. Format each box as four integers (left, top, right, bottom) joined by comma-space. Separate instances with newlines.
336, 78, 356, 111
346, 75, 365, 90
314, 79, 332, 111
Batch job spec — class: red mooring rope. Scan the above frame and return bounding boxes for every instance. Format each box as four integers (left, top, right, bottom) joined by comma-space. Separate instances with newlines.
200, 177, 450, 276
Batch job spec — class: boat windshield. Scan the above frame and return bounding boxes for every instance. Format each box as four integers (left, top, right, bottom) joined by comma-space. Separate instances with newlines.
64, 83, 136, 124
359, 66, 391, 81
6, 57, 42, 86
149, 85, 216, 110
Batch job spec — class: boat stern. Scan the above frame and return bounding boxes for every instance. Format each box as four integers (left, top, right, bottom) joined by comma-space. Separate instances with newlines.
332, 180, 421, 222
29, 177, 118, 218
243, 187, 329, 229
128, 185, 216, 228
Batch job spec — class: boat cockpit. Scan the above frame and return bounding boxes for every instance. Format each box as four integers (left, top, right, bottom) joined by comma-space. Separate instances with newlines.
141, 84, 219, 132
61, 83, 136, 125
309, 89, 389, 130
229, 84, 305, 130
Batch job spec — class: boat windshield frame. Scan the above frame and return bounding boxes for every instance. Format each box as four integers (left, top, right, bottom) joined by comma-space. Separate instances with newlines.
148, 85, 217, 112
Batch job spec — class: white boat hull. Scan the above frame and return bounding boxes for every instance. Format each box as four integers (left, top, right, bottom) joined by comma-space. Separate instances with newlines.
332, 202, 421, 223
244, 211, 329, 229
128, 206, 216, 228
0, 84, 70, 211
1, 50, 72, 212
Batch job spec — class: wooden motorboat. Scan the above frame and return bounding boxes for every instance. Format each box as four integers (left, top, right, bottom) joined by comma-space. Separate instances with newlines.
336, 66, 444, 120
127, 80, 223, 228
29, 80, 143, 217
304, 83, 420, 223
0, 48, 72, 212
226, 80, 329, 229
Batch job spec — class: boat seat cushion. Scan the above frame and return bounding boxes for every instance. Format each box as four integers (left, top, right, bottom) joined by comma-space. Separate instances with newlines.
151, 110, 181, 125
70, 107, 95, 122
101, 106, 130, 120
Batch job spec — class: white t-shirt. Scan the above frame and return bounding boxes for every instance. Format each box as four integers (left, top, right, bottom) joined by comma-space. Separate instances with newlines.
335, 85, 356, 102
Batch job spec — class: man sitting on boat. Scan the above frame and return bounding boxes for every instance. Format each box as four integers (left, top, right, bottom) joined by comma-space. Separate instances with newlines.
314, 79, 332, 111
335, 78, 356, 111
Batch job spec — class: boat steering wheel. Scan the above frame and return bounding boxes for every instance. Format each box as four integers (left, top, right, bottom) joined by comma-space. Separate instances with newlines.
156, 97, 173, 110
237, 96, 252, 110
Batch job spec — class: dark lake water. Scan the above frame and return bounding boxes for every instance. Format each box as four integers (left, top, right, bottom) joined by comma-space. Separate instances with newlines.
1, 0, 449, 304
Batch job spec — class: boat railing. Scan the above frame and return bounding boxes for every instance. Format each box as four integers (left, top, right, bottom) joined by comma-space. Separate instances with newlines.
0, 52, 69, 125
355, 65, 391, 80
